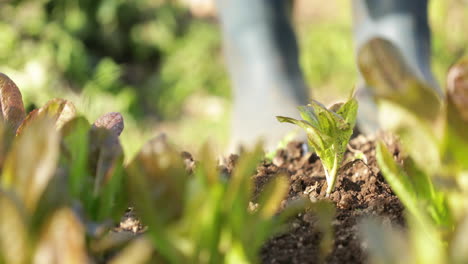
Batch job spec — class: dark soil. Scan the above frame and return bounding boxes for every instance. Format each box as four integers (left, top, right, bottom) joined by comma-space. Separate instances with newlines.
253, 134, 404, 264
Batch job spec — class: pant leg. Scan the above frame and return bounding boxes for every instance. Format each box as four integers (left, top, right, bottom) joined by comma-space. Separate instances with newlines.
216, 0, 309, 152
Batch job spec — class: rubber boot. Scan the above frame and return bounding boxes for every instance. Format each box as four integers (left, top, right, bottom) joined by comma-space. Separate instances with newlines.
351, 0, 442, 134
216, 0, 309, 153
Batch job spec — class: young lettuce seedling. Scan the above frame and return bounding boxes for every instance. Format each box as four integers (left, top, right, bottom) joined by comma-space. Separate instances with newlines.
277, 96, 358, 195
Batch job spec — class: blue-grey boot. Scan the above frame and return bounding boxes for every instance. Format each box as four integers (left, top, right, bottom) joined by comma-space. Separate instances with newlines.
352, 0, 442, 134
216, 0, 309, 152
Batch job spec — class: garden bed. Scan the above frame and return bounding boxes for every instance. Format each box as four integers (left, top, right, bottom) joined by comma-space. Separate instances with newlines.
116, 134, 406, 263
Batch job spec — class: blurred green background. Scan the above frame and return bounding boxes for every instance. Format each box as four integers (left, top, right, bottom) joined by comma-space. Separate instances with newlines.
0, 0, 466, 158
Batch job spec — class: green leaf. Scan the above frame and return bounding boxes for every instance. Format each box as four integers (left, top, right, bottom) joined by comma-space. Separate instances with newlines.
277, 96, 357, 194
256, 174, 289, 219
226, 143, 263, 211
276, 116, 326, 151
297, 105, 318, 126
61, 117, 91, 199
336, 97, 358, 128
376, 141, 449, 227
376, 141, 421, 220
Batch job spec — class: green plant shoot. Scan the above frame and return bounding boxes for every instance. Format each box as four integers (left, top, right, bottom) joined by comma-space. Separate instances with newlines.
277, 96, 358, 195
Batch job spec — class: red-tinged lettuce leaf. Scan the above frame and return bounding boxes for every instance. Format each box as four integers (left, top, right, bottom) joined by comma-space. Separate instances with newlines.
92, 112, 124, 136
357, 37, 442, 123
0, 73, 26, 133
0, 190, 29, 264
1, 117, 59, 213
126, 134, 188, 225
16, 98, 76, 135
88, 126, 125, 220
89, 128, 124, 190
126, 134, 186, 263
33, 208, 90, 264
89, 112, 125, 198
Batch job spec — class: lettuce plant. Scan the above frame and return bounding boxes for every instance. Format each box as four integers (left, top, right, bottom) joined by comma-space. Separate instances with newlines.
276, 96, 358, 195
357, 37, 468, 263
0, 73, 138, 263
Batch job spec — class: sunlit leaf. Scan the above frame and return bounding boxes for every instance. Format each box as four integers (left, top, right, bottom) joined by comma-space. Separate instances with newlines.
376, 141, 449, 227
450, 212, 468, 263
108, 236, 155, 264
378, 100, 440, 173
408, 213, 446, 264
376, 141, 424, 220
0, 73, 25, 133
90, 231, 136, 253
1, 117, 59, 213
311, 201, 335, 261
0, 190, 29, 264
359, 217, 410, 264
33, 208, 89, 264
444, 57, 468, 169
16, 98, 76, 135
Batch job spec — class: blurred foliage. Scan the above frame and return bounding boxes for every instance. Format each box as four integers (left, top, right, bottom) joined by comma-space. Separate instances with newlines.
0, 0, 230, 156
297, 0, 468, 103
357, 37, 468, 263
0, 0, 466, 152
0, 73, 321, 263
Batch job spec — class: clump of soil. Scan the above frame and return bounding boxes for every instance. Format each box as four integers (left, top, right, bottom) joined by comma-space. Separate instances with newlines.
255, 134, 404, 264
